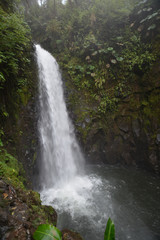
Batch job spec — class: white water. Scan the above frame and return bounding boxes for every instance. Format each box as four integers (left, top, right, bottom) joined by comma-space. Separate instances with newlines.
36, 44, 84, 188
35, 45, 160, 240
35, 44, 109, 238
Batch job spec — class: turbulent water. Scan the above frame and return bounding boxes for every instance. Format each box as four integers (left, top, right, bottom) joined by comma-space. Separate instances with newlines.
36, 45, 160, 240
40, 165, 160, 240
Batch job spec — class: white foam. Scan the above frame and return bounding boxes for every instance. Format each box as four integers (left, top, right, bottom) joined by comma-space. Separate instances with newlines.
41, 174, 104, 218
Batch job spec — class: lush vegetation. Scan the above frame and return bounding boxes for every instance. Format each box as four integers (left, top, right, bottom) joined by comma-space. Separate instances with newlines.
1, 0, 159, 178
0, 0, 37, 188
26, 0, 159, 120
26, 0, 160, 174
0, 147, 26, 189
0, 0, 159, 239
33, 218, 115, 240
0, 0, 32, 145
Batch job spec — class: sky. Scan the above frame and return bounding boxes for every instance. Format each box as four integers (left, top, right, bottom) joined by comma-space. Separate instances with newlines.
38, 0, 67, 5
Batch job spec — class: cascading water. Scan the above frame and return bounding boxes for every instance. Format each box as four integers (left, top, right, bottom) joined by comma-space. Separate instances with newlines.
36, 44, 84, 188
35, 45, 160, 240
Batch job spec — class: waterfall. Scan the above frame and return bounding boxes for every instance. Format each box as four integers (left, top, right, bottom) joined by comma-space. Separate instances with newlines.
34, 45, 159, 240
35, 44, 84, 188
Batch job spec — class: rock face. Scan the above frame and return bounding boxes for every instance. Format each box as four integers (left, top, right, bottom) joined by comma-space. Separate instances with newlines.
2, 48, 39, 188
64, 63, 160, 175
59, 0, 160, 175
0, 179, 57, 240
82, 90, 160, 174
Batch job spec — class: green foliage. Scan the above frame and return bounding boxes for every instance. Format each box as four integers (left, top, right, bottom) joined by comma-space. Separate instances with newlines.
33, 224, 62, 240
0, 7, 31, 82
0, 139, 3, 147
104, 218, 115, 240
140, 11, 159, 23
148, 24, 156, 30
33, 218, 115, 240
121, 32, 156, 72
95, 77, 105, 89
0, 149, 25, 189
0, 128, 4, 147
0, 4, 32, 124
0, 0, 20, 12
27, 0, 138, 54
98, 94, 118, 114
114, 82, 130, 98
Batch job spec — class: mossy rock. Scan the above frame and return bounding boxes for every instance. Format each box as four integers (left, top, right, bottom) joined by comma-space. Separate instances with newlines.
62, 229, 84, 240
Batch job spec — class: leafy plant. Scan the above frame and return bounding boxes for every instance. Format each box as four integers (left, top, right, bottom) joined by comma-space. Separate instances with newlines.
121, 32, 156, 72
95, 77, 105, 89
0, 128, 4, 147
104, 218, 115, 240
33, 218, 115, 240
140, 11, 159, 23
148, 24, 156, 31
33, 224, 62, 240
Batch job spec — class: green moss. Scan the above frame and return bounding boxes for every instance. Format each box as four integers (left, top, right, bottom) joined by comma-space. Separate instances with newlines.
0, 161, 25, 190
142, 90, 160, 119
77, 125, 91, 143
0, 149, 25, 189
31, 218, 41, 228
31, 205, 40, 212
29, 203, 57, 229
32, 151, 37, 166
26, 190, 41, 205
43, 205, 55, 215
19, 87, 31, 106
143, 106, 152, 117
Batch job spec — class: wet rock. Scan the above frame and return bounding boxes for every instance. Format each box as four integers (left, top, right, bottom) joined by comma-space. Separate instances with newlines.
62, 229, 83, 240
120, 132, 130, 141
117, 117, 130, 133
121, 152, 136, 166
119, 123, 129, 133
149, 152, 158, 166
6, 226, 27, 240
0, 180, 57, 240
90, 144, 98, 153
132, 119, 141, 137
0, 209, 8, 225
85, 117, 90, 123
42, 205, 57, 225
0, 180, 6, 189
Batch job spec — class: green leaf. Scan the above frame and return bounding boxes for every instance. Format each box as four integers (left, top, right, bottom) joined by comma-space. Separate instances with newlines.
92, 51, 98, 56
88, 65, 95, 70
0, 139, 3, 147
104, 218, 115, 240
107, 47, 113, 51
0, 72, 6, 83
33, 224, 62, 240
148, 24, 156, 31
110, 59, 117, 64
3, 111, 9, 117
56, 40, 63, 44
116, 57, 124, 62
